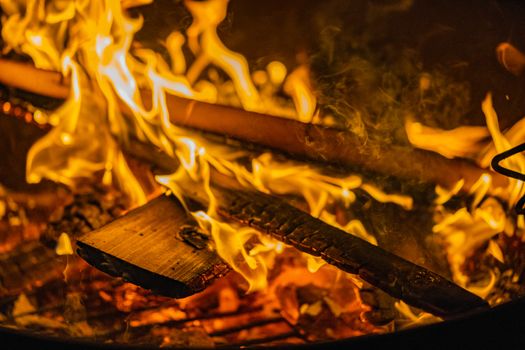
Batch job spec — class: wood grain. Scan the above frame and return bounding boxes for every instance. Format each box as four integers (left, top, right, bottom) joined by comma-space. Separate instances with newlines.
76, 195, 229, 298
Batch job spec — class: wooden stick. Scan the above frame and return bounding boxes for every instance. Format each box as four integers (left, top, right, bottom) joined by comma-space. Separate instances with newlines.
0, 59, 69, 99
208, 186, 489, 318
0, 58, 508, 193
152, 92, 507, 193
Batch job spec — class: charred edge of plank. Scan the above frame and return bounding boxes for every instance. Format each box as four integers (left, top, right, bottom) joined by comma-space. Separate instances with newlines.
215, 188, 489, 318
76, 242, 230, 299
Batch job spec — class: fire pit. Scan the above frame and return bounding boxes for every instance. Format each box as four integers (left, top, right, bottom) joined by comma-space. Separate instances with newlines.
1, 0, 525, 348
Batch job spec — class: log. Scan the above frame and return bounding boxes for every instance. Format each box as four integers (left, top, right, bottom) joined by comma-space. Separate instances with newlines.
76, 195, 230, 298
0, 241, 64, 298
185, 185, 489, 319
149, 92, 507, 193
0, 58, 508, 193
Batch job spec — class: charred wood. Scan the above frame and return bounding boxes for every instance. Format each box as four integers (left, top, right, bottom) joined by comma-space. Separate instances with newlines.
206, 186, 489, 319
0, 189, 124, 299
0, 241, 64, 298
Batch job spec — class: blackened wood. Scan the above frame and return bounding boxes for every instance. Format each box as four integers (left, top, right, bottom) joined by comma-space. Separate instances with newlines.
210, 187, 489, 319
76, 195, 229, 298
0, 190, 125, 298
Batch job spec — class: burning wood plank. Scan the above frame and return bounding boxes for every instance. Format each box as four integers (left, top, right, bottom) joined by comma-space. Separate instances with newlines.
0, 58, 509, 194
76, 195, 229, 298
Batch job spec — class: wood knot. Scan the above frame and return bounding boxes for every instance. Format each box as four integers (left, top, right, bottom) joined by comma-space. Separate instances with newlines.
178, 225, 210, 250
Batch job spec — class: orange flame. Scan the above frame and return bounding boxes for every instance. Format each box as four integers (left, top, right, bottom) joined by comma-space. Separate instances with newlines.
1, 0, 413, 293
407, 93, 525, 297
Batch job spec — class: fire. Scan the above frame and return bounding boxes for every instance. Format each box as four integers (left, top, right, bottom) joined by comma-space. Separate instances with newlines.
0, 0, 413, 297
405, 118, 489, 159
6, 0, 525, 341
405, 93, 525, 297
283, 65, 317, 123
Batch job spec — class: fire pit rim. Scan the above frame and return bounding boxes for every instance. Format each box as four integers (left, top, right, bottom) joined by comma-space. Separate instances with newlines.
1, 295, 525, 349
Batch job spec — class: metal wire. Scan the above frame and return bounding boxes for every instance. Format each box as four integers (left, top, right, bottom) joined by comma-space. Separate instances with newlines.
491, 143, 525, 214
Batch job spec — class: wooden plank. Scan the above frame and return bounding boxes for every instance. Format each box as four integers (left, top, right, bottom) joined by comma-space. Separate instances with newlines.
76, 195, 229, 298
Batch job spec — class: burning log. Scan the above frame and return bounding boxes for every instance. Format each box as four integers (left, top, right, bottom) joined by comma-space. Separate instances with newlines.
201, 186, 489, 318
0, 58, 508, 193
149, 94, 509, 193
0, 241, 63, 298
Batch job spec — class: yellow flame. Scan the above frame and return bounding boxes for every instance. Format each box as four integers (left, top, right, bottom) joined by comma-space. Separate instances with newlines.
426, 93, 525, 294
185, 0, 261, 111
394, 301, 440, 328
405, 118, 489, 159
55, 232, 74, 255
284, 64, 317, 123
1, 0, 413, 292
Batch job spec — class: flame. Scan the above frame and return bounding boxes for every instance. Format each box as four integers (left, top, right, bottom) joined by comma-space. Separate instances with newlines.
407, 93, 525, 297
5, 0, 525, 336
5, 2, 523, 333
185, 0, 260, 111
1, 0, 412, 294
405, 118, 489, 159
283, 65, 317, 123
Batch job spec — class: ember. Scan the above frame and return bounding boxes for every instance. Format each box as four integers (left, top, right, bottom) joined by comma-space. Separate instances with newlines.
1, 0, 525, 348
